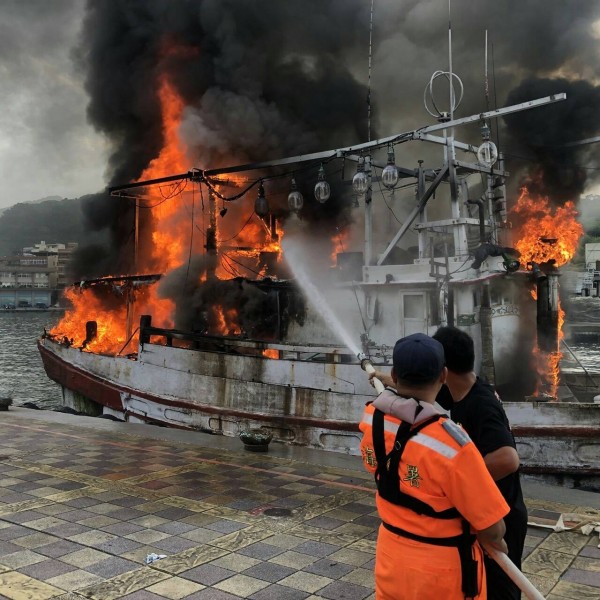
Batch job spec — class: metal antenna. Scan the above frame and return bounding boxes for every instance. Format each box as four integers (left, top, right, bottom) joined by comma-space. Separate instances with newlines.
485, 29, 490, 111
366, 0, 375, 142
448, 0, 454, 121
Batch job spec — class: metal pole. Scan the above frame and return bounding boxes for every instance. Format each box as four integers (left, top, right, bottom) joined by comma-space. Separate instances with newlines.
364, 156, 373, 266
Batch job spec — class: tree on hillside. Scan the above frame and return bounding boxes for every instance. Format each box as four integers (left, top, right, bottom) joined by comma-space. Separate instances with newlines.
0, 197, 105, 256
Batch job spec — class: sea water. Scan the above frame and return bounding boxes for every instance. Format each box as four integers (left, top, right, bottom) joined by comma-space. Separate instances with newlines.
0, 311, 62, 408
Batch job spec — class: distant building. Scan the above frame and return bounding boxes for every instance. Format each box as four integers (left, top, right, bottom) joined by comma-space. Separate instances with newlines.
23, 240, 79, 288
572, 243, 600, 296
0, 240, 78, 308
0, 254, 58, 307
584, 243, 600, 271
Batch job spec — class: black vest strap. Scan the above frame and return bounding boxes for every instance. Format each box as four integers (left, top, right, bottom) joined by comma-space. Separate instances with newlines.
371, 408, 460, 520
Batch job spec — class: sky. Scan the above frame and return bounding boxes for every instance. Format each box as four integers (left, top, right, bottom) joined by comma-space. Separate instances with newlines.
1, 0, 600, 210
0, 0, 107, 209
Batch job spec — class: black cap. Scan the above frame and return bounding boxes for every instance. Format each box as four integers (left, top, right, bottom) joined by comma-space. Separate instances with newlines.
392, 333, 445, 384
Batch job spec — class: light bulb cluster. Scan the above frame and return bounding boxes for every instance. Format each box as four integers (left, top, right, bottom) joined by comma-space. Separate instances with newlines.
260, 147, 402, 216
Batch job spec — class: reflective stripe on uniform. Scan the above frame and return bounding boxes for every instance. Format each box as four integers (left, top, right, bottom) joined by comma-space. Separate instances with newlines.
411, 432, 458, 459
361, 411, 458, 460
361, 411, 400, 436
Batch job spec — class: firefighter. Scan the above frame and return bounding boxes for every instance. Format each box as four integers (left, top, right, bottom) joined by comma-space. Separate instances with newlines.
359, 333, 509, 599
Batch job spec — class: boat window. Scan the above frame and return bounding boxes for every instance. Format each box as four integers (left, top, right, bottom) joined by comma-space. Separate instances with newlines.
403, 294, 426, 336
404, 295, 423, 319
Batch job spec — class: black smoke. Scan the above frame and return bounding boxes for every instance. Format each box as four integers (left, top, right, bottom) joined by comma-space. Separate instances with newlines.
73, 0, 373, 278
503, 78, 600, 203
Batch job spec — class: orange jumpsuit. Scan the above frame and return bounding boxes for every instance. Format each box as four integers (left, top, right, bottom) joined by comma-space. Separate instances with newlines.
360, 398, 509, 600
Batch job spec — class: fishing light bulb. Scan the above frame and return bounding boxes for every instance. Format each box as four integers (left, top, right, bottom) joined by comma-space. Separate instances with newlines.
254, 183, 269, 217
477, 141, 498, 167
352, 157, 369, 194
288, 177, 304, 212
381, 144, 399, 189
480, 121, 491, 141
314, 165, 331, 203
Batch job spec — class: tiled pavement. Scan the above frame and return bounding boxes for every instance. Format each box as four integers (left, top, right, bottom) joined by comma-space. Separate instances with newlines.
0, 409, 597, 599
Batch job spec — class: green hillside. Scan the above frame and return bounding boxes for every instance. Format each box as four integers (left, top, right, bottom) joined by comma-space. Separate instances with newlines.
0, 197, 88, 256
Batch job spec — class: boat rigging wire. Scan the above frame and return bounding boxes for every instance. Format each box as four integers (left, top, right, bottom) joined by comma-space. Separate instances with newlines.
367, 0, 375, 142
117, 326, 140, 356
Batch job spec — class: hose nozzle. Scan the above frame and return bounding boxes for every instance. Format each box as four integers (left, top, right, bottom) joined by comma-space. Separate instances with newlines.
358, 353, 385, 393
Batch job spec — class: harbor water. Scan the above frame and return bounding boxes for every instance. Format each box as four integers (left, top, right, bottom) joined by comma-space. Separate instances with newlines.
0, 311, 63, 408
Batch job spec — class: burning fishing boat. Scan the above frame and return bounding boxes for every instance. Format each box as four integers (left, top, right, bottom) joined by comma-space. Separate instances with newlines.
38, 3, 600, 484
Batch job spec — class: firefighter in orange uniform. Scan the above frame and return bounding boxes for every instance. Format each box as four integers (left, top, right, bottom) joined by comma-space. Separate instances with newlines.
359, 333, 509, 599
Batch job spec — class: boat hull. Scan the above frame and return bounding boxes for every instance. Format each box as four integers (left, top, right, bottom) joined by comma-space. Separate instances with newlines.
38, 337, 600, 479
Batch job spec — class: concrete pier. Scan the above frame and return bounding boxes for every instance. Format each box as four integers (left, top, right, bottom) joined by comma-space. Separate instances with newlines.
0, 408, 598, 599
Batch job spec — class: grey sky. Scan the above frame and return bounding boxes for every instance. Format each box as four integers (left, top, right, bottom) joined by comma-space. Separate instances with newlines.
0, 0, 106, 209
0, 1, 599, 211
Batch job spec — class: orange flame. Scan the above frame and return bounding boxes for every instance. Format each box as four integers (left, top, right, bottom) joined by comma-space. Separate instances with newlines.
51, 48, 291, 354
511, 187, 583, 267
331, 229, 349, 266
511, 185, 583, 398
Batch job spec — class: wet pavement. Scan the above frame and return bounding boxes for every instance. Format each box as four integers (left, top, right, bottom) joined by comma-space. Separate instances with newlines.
0, 407, 598, 600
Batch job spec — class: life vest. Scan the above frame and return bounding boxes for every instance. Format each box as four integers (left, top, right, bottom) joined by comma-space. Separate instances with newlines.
371, 405, 479, 598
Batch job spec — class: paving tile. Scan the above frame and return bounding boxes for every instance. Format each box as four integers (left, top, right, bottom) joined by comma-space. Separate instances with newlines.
317, 580, 373, 600
46, 568, 105, 591
179, 564, 236, 586
571, 556, 600, 572
0, 549, 47, 569
550, 580, 600, 599
0, 569, 63, 599
60, 547, 111, 568
17, 558, 78, 580
214, 573, 270, 597
277, 571, 333, 594
248, 583, 310, 600
537, 532, 592, 555
210, 553, 262, 573
340, 566, 374, 588
0, 540, 23, 555
293, 540, 339, 558
579, 545, 600, 559
561, 567, 600, 587
238, 541, 285, 560
242, 561, 296, 583
146, 576, 204, 599
269, 550, 319, 569
522, 548, 575, 577
183, 589, 239, 600
85, 556, 141, 578
304, 557, 354, 579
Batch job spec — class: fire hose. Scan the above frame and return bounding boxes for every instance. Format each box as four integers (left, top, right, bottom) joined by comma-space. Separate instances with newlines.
358, 354, 385, 393
482, 544, 545, 600
359, 356, 546, 600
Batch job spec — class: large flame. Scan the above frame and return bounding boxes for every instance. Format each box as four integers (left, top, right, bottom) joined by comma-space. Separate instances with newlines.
511, 185, 583, 397
511, 186, 583, 267
50, 69, 286, 351
50, 48, 350, 354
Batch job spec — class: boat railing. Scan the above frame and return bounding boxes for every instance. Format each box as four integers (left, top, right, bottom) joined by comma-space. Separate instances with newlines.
140, 322, 360, 364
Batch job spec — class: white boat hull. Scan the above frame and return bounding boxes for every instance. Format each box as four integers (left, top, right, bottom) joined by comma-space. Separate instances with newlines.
39, 336, 600, 479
